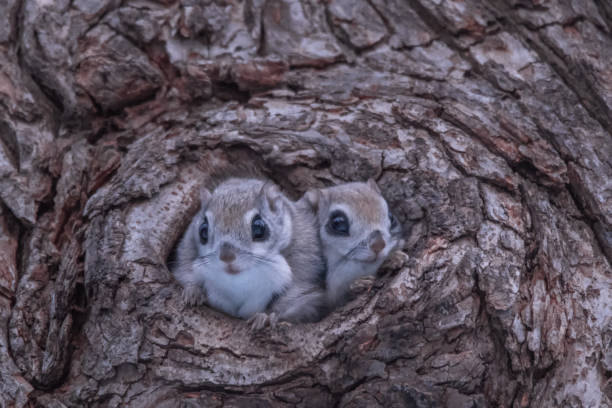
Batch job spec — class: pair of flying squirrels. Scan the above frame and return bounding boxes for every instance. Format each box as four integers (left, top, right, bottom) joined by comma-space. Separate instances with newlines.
172, 178, 404, 330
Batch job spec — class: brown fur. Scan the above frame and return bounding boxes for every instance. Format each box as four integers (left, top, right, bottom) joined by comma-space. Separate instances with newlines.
173, 178, 326, 324
324, 182, 386, 225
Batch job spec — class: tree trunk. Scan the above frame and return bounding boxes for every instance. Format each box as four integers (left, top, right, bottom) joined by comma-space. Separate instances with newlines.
1, 0, 611, 406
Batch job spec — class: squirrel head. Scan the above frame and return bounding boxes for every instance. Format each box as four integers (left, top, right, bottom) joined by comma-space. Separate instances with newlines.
302, 179, 403, 271
193, 178, 293, 275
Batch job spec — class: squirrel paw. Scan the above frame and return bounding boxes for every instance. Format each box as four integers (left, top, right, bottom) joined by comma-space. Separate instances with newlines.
248, 312, 278, 332
182, 285, 206, 307
350, 276, 376, 294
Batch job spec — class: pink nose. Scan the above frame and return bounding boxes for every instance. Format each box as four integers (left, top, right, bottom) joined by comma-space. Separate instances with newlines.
369, 231, 386, 254
219, 243, 236, 263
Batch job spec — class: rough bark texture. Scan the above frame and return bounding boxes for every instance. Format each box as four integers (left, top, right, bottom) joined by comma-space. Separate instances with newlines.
1, 0, 611, 407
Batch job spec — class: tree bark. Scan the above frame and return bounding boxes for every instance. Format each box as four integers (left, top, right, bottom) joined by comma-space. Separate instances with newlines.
1, 0, 611, 406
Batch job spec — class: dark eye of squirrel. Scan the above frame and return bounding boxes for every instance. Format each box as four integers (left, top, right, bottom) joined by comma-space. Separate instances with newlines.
251, 215, 268, 241
199, 217, 209, 244
327, 210, 349, 236
389, 213, 399, 230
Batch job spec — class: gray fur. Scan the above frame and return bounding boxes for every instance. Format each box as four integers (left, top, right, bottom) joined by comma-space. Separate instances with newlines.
173, 178, 325, 326
300, 180, 404, 309
273, 197, 326, 322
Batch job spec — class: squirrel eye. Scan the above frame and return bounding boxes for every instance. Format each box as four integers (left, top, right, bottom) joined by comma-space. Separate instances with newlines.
327, 210, 349, 236
389, 213, 399, 230
199, 217, 209, 244
251, 215, 268, 241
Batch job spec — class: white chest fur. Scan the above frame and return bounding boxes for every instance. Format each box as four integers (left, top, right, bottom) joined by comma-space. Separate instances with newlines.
326, 258, 384, 305
199, 255, 292, 319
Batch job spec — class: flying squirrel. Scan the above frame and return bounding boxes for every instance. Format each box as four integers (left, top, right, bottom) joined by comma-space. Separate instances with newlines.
300, 179, 404, 309
173, 178, 326, 329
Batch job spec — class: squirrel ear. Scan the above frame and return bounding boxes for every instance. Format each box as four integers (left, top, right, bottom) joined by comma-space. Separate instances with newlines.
366, 178, 381, 194
301, 188, 329, 214
257, 182, 282, 213
302, 189, 321, 212
200, 188, 211, 206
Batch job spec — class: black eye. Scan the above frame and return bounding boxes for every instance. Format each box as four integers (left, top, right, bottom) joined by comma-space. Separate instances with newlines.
251, 215, 268, 241
199, 217, 208, 244
389, 213, 399, 230
327, 210, 349, 236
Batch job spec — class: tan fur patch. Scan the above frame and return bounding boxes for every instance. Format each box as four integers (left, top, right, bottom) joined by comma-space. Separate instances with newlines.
206, 179, 264, 239
325, 182, 386, 224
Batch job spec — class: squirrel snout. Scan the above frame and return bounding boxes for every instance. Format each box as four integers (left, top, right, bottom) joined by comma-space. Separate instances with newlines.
219, 243, 237, 263
368, 230, 386, 254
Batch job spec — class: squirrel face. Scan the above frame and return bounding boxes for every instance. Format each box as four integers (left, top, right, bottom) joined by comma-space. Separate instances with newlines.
302, 179, 403, 305
195, 179, 293, 275
183, 178, 294, 318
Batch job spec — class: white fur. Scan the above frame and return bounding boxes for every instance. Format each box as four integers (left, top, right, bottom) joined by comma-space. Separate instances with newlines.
201, 254, 292, 318
303, 181, 404, 308
173, 178, 323, 323
326, 257, 386, 306
323, 230, 402, 307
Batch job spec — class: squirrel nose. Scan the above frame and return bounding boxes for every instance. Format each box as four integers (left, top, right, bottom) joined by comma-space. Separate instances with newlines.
219, 243, 236, 263
369, 230, 386, 255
